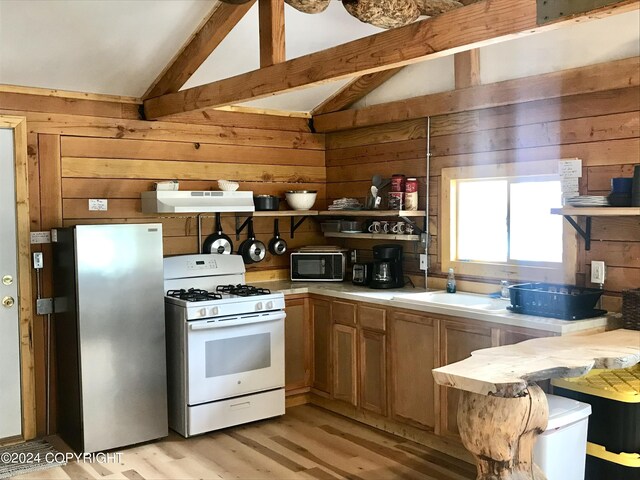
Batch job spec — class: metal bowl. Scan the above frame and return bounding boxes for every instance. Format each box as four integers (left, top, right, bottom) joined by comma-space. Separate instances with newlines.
285, 190, 318, 210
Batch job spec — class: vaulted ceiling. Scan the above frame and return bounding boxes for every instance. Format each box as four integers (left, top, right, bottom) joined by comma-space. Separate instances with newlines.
1, 0, 638, 117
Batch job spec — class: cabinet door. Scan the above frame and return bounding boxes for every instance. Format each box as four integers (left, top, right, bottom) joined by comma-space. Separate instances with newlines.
359, 329, 386, 415
333, 300, 357, 326
284, 297, 311, 392
333, 324, 358, 406
500, 328, 553, 346
389, 311, 437, 429
440, 321, 495, 438
311, 298, 332, 394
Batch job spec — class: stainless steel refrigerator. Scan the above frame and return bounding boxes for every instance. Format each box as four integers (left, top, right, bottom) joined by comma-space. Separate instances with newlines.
52, 224, 168, 453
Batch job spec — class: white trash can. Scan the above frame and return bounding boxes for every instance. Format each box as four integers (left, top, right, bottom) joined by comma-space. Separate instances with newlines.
533, 393, 592, 480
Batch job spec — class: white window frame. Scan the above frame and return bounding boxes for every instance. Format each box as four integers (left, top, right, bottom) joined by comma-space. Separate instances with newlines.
440, 160, 577, 283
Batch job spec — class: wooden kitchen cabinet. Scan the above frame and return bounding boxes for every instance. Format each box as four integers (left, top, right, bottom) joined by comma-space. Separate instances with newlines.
284, 296, 311, 393
389, 311, 438, 430
358, 305, 387, 415
439, 321, 496, 438
311, 298, 332, 395
333, 323, 358, 406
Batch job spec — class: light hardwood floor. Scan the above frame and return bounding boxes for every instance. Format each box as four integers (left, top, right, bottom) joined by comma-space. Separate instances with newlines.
13, 405, 476, 480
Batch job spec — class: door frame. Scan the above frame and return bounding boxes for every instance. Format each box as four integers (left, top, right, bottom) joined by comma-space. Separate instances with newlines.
1, 115, 36, 441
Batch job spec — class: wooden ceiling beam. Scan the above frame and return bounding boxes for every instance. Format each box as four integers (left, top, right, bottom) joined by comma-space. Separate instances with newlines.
143, 1, 256, 100
312, 56, 640, 132
143, 0, 638, 119
454, 49, 481, 89
311, 68, 403, 116
259, 0, 286, 67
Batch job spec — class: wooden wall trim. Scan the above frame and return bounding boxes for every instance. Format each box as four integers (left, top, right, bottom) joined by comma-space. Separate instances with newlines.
314, 56, 640, 132
0, 115, 36, 440
0, 84, 140, 104
143, 0, 638, 119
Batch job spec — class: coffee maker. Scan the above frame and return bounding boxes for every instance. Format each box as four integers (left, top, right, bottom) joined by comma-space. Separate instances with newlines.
370, 244, 404, 289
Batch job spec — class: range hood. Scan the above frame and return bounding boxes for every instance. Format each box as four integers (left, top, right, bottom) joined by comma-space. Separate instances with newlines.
141, 191, 255, 213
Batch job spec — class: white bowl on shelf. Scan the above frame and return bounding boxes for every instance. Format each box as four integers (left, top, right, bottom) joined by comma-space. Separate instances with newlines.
285, 190, 317, 210
217, 179, 239, 191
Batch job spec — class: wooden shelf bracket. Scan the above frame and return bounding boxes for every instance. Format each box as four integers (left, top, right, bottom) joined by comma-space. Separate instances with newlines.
562, 215, 592, 251
290, 215, 310, 239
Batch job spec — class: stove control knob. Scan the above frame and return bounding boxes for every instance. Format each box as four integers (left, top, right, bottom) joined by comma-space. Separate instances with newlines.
199, 308, 207, 317
266, 301, 274, 310
211, 307, 219, 316
256, 302, 263, 311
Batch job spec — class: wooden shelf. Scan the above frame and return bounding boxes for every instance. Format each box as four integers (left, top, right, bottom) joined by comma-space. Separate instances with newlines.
324, 232, 420, 241
551, 207, 640, 216
252, 210, 319, 217
550, 206, 640, 251
318, 210, 425, 217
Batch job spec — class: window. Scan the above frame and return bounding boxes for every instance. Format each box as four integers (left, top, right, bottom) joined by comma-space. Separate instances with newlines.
441, 161, 575, 282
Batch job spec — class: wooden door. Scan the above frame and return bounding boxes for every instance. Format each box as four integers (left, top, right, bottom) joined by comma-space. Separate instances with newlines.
311, 298, 332, 395
284, 296, 311, 392
0, 127, 22, 440
440, 321, 495, 438
389, 311, 437, 430
333, 324, 357, 406
0, 117, 34, 442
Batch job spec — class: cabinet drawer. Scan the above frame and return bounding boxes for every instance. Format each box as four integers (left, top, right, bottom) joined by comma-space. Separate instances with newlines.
358, 305, 386, 332
332, 300, 357, 326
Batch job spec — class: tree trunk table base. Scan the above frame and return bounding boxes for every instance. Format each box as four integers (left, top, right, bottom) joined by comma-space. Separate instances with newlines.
458, 383, 548, 480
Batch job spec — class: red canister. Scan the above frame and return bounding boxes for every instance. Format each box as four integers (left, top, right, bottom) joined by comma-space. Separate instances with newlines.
391, 174, 406, 192
405, 178, 418, 193
404, 177, 418, 211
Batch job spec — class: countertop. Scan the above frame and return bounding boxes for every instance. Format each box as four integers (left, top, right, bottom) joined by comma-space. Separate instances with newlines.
254, 280, 617, 335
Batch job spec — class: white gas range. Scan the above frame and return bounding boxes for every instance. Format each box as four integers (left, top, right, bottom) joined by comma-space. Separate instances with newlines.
163, 254, 285, 437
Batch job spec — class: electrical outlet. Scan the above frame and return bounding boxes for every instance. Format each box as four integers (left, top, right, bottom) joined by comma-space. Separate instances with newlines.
420, 254, 429, 271
591, 260, 606, 284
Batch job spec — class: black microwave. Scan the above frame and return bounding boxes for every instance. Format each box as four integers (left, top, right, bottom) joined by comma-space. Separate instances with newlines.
290, 251, 346, 281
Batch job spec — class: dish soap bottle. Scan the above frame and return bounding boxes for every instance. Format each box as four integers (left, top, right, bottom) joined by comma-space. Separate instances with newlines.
446, 268, 456, 293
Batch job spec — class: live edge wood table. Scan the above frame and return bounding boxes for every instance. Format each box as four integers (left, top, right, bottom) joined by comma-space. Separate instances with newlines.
432, 329, 640, 480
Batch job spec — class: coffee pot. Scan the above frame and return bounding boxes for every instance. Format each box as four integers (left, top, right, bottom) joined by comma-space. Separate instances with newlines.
370, 244, 404, 289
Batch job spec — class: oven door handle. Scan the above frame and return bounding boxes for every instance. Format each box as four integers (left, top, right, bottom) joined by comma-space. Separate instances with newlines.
189, 311, 286, 331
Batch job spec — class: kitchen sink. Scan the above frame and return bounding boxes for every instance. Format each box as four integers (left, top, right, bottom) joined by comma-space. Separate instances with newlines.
392, 291, 510, 313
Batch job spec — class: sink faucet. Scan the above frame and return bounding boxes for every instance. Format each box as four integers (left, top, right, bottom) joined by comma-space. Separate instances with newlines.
500, 280, 510, 299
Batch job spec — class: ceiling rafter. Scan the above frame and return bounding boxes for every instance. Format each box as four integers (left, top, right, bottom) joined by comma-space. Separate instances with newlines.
311, 68, 404, 115
259, 0, 286, 67
143, 0, 638, 119
143, 0, 256, 100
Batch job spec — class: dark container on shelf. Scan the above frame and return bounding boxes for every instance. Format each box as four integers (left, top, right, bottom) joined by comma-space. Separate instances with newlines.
632, 165, 640, 207
623, 289, 640, 330
253, 195, 280, 211
508, 282, 604, 318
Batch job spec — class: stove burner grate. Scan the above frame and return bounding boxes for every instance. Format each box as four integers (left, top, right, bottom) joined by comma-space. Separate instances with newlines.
167, 288, 223, 302
216, 284, 272, 297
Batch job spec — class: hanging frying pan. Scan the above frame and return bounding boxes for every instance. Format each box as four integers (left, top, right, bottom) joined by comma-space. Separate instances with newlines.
268, 219, 287, 256
202, 213, 233, 254
238, 218, 266, 264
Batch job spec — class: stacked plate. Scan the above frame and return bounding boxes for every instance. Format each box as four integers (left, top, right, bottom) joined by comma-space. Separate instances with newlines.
564, 195, 609, 207
328, 198, 362, 210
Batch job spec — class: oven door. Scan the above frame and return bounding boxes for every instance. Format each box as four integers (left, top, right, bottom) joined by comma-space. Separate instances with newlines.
186, 311, 285, 405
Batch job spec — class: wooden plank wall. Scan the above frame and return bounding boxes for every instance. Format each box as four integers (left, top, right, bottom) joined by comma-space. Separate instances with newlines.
326, 86, 640, 301
1, 93, 326, 437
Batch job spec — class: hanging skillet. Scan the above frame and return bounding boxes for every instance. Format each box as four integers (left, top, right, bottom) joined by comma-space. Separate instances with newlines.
238, 217, 266, 264
202, 213, 233, 254
268, 219, 287, 256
